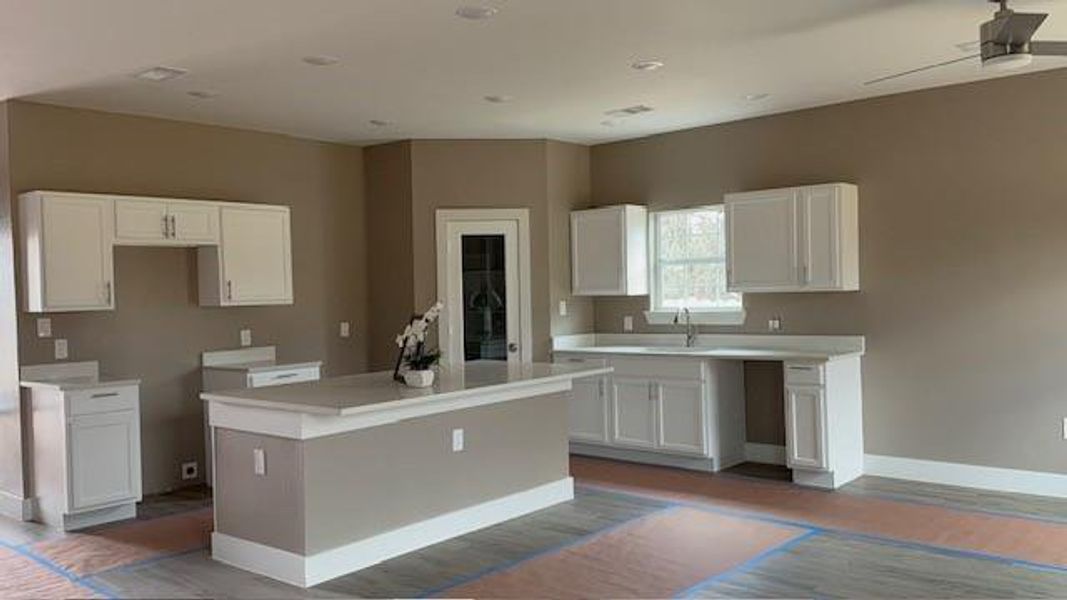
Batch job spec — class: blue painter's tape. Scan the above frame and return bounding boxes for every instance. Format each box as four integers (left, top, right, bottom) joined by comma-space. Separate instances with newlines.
0, 538, 118, 599
674, 529, 822, 599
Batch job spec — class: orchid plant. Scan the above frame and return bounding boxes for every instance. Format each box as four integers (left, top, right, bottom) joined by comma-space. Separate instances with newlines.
393, 302, 444, 379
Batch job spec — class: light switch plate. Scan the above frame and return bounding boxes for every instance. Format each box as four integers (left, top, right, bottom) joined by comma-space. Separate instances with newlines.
253, 448, 266, 475
240, 329, 252, 347
452, 428, 465, 452
558, 300, 568, 317
768, 317, 782, 332
623, 315, 634, 332
54, 339, 68, 360
36, 318, 52, 338
340, 321, 351, 338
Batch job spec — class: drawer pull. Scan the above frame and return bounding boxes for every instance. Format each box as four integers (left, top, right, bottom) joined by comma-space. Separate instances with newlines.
90, 392, 120, 399
788, 366, 815, 371
272, 373, 298, 379
566, 358, 585, 363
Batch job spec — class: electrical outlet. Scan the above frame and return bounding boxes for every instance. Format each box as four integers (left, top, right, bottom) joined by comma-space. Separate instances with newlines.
452, 428, 465, 452
54, 339, 68, 360
558, 300, 568, 317
240, 329, 252, 347
768, 317, 782, 332
253, 448, 266, 475
36, 318, 52, 338
1062, 417, 1067, 440
339, 321, 351, 338
181, 461, 199, 481
623, 315, 634, 332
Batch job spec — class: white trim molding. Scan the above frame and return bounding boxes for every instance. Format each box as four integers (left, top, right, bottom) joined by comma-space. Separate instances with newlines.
864, 454, 1067, 500
0, 490, 34, 521
744, 443, 787, 466
212, 477, 575, 588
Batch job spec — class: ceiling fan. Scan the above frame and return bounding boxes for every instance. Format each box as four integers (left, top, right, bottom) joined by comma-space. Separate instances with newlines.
865, 0, 1067, 85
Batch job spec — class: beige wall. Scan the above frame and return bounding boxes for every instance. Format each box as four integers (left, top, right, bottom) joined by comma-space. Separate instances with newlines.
0, 102, 25, 505
546, 141, 595, 338
591, 68, 1067, 475
8, 101, 368, 493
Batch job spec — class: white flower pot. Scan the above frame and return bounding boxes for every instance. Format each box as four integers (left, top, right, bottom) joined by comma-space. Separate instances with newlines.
403, 369, 435, 388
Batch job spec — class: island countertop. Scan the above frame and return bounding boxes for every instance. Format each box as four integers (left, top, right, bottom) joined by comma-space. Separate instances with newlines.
201, 360, 611, 417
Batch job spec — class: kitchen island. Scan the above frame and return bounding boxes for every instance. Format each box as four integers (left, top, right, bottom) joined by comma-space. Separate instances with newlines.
201, 360, 611, 588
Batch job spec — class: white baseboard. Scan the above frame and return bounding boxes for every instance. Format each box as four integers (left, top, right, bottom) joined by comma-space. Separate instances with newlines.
744, 443, 786, 466
570, 443, 719, 472
212, 477, 574, 588
864, 454, 1067, 500
0, 490, 33, 521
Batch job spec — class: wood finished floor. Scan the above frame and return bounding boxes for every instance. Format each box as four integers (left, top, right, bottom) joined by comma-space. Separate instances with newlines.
3, 460, 1067, 599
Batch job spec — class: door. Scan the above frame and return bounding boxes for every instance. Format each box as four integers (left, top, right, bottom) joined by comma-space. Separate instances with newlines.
725, 189, 798, 291
68, 410, 141, 511
220, 206, 293, 305
655, 380, 707, 455
611, 377, 655, 449
571, 207, 625, 295
785, 385, 828, 470
437, 210, 532, 366
569, 376, 609, 444
169, 203, 220, 244
800, 186, 840, 289
114, 198, 168, 244
42, 195, 114, 310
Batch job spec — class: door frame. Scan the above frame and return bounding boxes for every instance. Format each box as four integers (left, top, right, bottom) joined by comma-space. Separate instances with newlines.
435, 208, 533, 366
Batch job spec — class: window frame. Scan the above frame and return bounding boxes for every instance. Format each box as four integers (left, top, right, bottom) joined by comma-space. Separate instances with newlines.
644, 205, 745, 326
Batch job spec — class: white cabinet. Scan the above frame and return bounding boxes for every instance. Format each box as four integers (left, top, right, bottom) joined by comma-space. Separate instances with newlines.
785, 385, 827, 470
655, 380, 707, 455
115, 198, 220, 245
569, 377, 610, 444
571, 205, 648, 296
69, 408, 141, 511
611, 377, 657, 449
20, 192, 115, 312
725, 183, 858, 293
200, 205, 293, 306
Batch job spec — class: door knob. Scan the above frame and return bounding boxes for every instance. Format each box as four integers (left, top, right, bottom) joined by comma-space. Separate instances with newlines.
508, 342, 519, 353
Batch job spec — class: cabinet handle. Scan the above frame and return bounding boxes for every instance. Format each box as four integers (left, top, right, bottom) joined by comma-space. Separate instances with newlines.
90, 391, 120, 399
788, 365, 815, 371
272, 373, 298, 379
226, 280, 233, 301
170, 215, 177, 238
105, 281, 112, 304
162, 215, 170, 238
802, 264, 809, 284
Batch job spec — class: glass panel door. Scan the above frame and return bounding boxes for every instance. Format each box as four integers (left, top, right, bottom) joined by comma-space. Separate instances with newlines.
461, 235, 507, 361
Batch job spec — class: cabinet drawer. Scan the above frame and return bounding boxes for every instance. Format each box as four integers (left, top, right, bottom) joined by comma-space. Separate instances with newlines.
68, 386, 138, 416
784, 362, 824, 386
552, 354, 609, 371
249, 367, 320, 388
610, 356, 703, 381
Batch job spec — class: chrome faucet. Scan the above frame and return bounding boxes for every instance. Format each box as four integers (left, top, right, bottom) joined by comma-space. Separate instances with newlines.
673, 307, 698, 347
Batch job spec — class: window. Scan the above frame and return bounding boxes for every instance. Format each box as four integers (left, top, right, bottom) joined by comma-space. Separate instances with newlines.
647, 206, 743, 324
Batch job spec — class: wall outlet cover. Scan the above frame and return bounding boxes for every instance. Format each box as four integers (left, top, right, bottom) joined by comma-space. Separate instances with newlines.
181, 461, 199, 480
240, 329, 252, 347
340, 321, 351, 338
623, 315, 634, 332
768, 317, 782, 332
452, 428, 465, 452
54, 339, 68, 360
558, 300, 568, 317
36, 318, 52, 338
253, 448, 266, 475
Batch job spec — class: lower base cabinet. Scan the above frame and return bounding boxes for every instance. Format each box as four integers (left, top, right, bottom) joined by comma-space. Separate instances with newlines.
785, 385, 828, 470
69, 409, 142, 511
656, 380, 707, 455
611, 377, 657, 449
568, 376, 610, 444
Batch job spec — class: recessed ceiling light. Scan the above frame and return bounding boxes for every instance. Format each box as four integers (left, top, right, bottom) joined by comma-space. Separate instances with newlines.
187, 90, 220, 99
369, 119, 391, 127
484, 94, 514, 103
132, 66, 188, 82
744, 93, 770, 101
604, 104, 654, 117
631, 60, 665, 71
456, 5, 498, 20
303, 55, 340, 67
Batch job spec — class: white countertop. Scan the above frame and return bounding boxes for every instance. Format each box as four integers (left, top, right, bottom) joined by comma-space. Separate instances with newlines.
552, 333, 865, 361
201, 360, 612, 416
202, 360, 322, 374
554, 345, 859, 360
20, 376, 141, 391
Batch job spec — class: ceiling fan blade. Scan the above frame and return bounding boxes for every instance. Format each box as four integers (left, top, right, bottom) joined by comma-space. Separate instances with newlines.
864, 54, 979, 86
985, 11, 1047, 45
1030, 40, 1067, 56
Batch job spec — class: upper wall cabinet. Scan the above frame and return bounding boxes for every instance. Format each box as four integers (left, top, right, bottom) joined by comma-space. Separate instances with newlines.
19, 191, 293, 312
199, 205, 293, 306
115, 198, 219, 245
571, 204, 648, 296
725, 183, 859, 293
21, 192, 115, 312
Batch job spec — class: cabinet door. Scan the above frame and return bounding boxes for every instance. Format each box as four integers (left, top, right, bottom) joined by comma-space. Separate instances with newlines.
785, 386, 828, 471
800, 186, 840, 289
220, 206, 293, 305
68, 410, 141, 511
725, 189, 798, 291
571, 208, 625, 295
114, 199, 168, 244
569, 376, 609, 444
611, 378, 656, 449
655, 380, 707, 456
170, 203, 220, 244
41, 196, 114, 311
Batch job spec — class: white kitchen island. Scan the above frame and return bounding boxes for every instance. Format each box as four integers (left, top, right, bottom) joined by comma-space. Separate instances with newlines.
201, 360, 611, 588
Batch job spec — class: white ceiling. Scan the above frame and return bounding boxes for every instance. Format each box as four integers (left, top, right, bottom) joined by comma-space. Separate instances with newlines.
3, 0, 1066, 145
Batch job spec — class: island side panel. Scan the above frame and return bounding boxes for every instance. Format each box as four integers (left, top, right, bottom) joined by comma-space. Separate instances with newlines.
302, 391, 570, 555
214, 429, 307, 554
